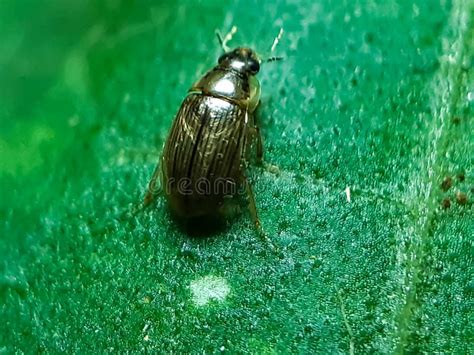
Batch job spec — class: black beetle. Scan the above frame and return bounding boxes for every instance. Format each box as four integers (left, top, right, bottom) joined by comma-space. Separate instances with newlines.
144, 28, 283, 230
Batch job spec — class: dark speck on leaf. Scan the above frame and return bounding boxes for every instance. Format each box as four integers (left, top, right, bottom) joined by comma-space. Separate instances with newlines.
365, 32, 375, 43
441, 198, 451, 209
441, 176, 452, 191
452, 116, 461, 125
455, 192, 468, 205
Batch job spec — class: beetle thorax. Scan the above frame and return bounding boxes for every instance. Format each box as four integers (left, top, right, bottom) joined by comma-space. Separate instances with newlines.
191, 68, 261, 112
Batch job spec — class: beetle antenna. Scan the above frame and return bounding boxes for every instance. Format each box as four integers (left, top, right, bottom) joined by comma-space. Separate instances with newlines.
265, 56, 284, 63
216, 31, 226, 52
216, 26, 238, 53
260, 28, 284, 63
270, 28, 284, 52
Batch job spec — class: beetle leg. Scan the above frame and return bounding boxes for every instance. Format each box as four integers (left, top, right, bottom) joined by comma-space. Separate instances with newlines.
251, 123, 281, 176
243, 176, 278, 251
255, 126, 264, 164
246, 126, 264, 165
251, 109, 264, 164
244, 176, 260, 229
144, 159, 163, 206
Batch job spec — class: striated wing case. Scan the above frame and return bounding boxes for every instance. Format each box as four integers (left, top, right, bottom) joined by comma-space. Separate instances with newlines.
161, 93, 249, 217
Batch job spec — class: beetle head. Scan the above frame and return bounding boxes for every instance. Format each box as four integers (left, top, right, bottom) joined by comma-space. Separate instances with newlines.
218, 47, 260, 75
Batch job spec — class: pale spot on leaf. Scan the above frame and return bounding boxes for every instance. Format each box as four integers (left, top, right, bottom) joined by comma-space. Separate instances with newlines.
190, 276, 230, 306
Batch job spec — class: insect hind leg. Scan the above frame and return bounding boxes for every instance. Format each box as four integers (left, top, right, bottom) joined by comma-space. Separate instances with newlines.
243, 176, 260, 228
144, 158, 164, 206
242, 175, 278, 251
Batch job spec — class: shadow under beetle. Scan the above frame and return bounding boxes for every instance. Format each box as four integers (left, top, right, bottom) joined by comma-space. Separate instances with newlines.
144, 27, 283, 232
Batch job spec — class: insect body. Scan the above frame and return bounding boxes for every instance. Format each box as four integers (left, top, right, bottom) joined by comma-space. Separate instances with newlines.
145, 29, 282, 229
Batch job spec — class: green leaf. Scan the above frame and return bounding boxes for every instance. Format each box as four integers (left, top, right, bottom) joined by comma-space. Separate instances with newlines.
1, 0, 472, 352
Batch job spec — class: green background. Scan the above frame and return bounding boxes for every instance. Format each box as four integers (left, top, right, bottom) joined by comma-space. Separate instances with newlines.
1, 0, 473, 352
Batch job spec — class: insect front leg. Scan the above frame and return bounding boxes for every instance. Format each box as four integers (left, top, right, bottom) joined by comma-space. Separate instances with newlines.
251, 111, 280, 175
245, 125, 264, 165
249, 125, 281, 176
250, 109, 264, 165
